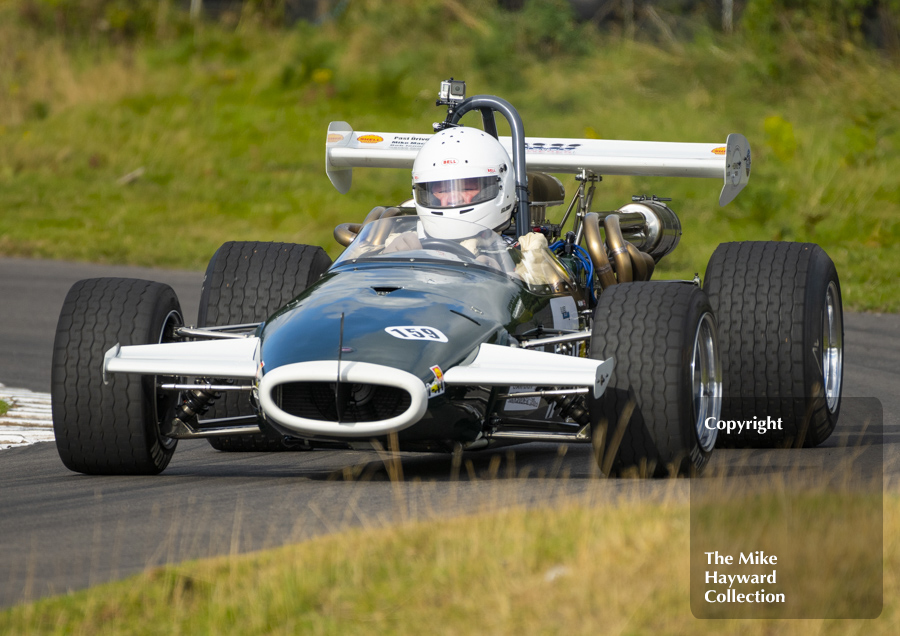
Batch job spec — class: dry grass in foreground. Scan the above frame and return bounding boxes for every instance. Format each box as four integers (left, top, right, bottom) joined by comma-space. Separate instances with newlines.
1, 490, 896, 635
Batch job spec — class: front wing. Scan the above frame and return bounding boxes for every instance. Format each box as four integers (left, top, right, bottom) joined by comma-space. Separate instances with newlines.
103, 339, 613, 438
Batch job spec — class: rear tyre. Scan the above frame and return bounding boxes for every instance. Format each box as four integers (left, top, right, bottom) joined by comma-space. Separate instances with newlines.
198, 241, 332, 451
51, 278, 183, 475
589, 282, 721, 477
704, 241, 843, 448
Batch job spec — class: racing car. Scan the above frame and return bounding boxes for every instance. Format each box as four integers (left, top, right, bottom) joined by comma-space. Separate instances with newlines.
50, 79, 843, 477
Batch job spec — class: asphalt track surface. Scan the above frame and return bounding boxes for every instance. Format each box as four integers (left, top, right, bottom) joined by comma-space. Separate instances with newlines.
0, 257, 897, 608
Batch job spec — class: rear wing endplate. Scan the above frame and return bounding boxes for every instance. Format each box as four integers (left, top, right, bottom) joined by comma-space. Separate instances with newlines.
326, 122, 750, 206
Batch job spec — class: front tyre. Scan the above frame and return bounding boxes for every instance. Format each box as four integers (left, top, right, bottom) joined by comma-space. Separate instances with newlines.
51, 278, 183, 475
198, 241, 332, 451
704, 241, 843, 448
589, 282, 721, 477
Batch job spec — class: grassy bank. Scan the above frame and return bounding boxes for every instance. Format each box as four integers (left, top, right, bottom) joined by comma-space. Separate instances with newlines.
1, 490, 896, 635
1, 2, 898, 312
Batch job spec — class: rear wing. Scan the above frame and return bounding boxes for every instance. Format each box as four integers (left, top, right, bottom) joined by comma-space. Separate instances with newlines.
325, 122, 751, 206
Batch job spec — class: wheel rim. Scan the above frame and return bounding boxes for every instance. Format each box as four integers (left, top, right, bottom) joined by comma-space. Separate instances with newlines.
155, 309, 184, 450
823, 281, 843, 413
691, 312, 721, 452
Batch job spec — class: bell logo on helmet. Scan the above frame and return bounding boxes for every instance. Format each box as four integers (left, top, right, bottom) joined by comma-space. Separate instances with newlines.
442, 159, 458, 165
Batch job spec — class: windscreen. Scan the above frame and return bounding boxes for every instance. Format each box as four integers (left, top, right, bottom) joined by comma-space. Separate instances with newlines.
333, 215, 574, 292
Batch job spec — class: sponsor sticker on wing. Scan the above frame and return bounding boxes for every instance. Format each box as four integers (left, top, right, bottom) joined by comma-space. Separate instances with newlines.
389, 135, 431, 149
326, 133, 345, 144
357, 134, 384, 144
385, 326, 449, 343
712, 146, 727, 155
524, 142, 581, 154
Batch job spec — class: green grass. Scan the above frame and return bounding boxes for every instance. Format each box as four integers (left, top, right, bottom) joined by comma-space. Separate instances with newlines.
1, 3, 897, 310
1, 491, 895, 635
0, 399, 8, 416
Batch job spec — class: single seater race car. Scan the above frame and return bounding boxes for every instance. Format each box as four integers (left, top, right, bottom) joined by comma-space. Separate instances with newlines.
51, 80, 843, 477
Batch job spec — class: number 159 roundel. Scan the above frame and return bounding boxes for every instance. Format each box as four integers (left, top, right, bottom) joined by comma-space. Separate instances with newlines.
385, 326, 449, 343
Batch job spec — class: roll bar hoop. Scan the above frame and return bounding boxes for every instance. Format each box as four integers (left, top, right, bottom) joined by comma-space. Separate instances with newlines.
445, 95, 531, 234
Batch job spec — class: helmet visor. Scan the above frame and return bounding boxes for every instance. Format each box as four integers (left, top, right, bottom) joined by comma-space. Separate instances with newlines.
414, 176, 501, 210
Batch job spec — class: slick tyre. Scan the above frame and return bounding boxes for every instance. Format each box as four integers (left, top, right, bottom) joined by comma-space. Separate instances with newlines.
704, 241, 843, 448
198, 241, 332, 451
590, 282, 721, 477
51, 278, 183, 475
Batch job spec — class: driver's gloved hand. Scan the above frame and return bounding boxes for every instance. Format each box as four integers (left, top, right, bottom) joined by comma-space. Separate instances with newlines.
383, 232, 423, 254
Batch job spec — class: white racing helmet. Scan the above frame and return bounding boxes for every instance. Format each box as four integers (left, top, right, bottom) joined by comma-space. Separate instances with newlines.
412, 127, 516, 239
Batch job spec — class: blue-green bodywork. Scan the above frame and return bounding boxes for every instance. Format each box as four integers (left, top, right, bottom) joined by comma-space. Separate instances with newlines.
257, 258, 587, 445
